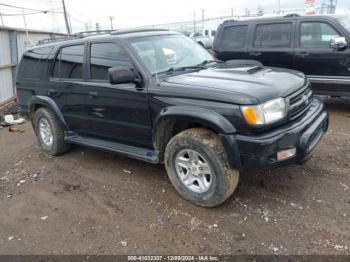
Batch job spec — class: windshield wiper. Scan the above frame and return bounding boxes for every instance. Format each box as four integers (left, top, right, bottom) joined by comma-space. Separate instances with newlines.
156, 66, 205, 75
197, 59, 223, 66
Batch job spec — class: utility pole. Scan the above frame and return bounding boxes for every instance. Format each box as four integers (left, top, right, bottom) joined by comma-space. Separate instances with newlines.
201, 9, 204, 32
193, 12, 196, 35
22, 10, 31, 44
62, 0, 71, 35
109, 16, 114, 30
278, 0, 281, 14
0, 12, 4, 26
231, 8, 234, 17
68, 14, 72, 33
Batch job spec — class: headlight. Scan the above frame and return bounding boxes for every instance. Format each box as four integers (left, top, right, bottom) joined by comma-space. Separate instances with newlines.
241, 98, 286, 126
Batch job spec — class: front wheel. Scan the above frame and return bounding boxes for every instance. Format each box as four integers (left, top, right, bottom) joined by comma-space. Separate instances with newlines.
164, 128, 240, 207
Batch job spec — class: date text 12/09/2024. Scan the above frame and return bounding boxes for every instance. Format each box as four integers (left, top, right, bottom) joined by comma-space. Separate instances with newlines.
127, 256, 219, 261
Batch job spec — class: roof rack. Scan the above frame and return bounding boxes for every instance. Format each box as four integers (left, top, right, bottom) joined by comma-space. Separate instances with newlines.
223, 19, 236, 23
36, 28, 169, 46
37, 36, 76, 45
37, 30, 116, 45
110, 28, 169, 35
284, 13, 300, 17
73, 30, 114, 38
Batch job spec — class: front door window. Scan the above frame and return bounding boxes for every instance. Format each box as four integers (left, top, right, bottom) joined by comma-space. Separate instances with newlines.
300, 22, 340, 49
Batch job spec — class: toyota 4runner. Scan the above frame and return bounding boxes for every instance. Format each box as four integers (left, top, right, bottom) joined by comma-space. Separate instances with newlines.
16, 29, 329, 207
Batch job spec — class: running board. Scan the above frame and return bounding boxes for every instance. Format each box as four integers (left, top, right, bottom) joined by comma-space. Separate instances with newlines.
65, 135, 159, 164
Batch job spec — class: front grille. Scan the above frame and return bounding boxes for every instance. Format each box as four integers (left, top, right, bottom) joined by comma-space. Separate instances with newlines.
287, 84, 313, 121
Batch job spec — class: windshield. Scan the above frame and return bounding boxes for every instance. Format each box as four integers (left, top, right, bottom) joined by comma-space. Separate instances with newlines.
338, 17, 350, 34
129, 34, 213, 75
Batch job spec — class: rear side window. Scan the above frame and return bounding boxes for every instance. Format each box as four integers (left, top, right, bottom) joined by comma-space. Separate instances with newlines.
254, 23, 292, 48
19, 47, 53, 79
90, 42, 132, 81
52, 45, 84, 79
221, 25, 248, 49
300, 22, 340, 49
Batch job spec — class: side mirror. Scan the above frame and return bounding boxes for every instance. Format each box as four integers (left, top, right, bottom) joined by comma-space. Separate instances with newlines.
108, 66, 136, 84
330, 37, 348, 51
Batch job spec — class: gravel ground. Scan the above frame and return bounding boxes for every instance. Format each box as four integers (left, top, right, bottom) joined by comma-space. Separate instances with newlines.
0, 98, 349, 255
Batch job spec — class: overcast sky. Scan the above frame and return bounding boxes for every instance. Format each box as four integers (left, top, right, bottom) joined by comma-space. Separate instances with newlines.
0, 0, 349, 33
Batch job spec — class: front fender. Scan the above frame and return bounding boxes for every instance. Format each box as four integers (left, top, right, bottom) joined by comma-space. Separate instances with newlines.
155, 106, 236, 134
29, 96, 68, 131
153, 106, 242, 170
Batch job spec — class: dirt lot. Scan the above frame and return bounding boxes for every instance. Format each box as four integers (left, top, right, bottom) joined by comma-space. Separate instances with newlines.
0, 98, 349, 255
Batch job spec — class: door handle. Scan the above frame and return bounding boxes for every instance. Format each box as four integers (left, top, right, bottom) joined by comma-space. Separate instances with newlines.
88, 91, 98, 98
48, 89, 58, 96
249, 52, 262, 56
296, 52, 309, 58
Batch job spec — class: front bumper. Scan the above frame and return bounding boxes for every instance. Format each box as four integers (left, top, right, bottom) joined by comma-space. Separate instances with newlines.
225, 98, 328, 170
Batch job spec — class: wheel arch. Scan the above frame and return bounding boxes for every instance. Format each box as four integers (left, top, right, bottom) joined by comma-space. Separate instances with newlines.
197, 41, 205, 47
29, 96, 69, 131
153, 106, 241, 170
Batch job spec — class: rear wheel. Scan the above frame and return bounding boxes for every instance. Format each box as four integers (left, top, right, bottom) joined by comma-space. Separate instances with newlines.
164, 128, 240, 207
33, 108, 70, 156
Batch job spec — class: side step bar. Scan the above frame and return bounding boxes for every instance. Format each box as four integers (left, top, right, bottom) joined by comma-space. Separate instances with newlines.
65, 135, 160, 164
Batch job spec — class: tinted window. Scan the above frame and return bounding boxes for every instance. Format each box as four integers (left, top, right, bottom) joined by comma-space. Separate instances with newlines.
300, 22, 340, 49
211, 30, 216, 37
53, 45, 84, 79
254, 23, 292, 48
222, 25, 248, 49
19, 47, 53, 79
90, 43, 131, 80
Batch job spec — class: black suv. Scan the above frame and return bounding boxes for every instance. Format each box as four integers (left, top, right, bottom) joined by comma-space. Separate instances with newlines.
213, 15, 350, 97
17, 29, 328, 207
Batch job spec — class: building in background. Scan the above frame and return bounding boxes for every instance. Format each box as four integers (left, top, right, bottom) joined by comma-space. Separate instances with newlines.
0, 26, 65, 104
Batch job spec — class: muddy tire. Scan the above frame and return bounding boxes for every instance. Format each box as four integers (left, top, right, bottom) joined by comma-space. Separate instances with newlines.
164, 128, 240, 207
33, 107, 70, 156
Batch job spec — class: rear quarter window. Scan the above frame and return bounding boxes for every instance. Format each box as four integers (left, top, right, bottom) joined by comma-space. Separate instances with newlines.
18, 46, 54, 79
221, 25, 248, 49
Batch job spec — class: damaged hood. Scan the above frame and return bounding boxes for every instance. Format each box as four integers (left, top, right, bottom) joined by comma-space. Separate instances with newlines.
163, 66, 306, 104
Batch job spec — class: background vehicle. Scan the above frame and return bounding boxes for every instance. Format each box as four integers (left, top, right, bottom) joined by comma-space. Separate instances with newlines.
190, 29, 216, 48
213, 15, 350, 97
16, 29, 328, 207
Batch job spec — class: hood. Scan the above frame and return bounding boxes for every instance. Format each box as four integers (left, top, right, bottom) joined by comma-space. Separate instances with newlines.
163, 66, 306, 104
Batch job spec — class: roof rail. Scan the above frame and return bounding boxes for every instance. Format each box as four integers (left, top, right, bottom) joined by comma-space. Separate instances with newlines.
284, 13, 300, 17
36, 28, 169, 45
110, 28, 169, 35
36, 30, 113, 45
37, 36, 76, 45
223, 19, 236, 23
73, 30, 114, 38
